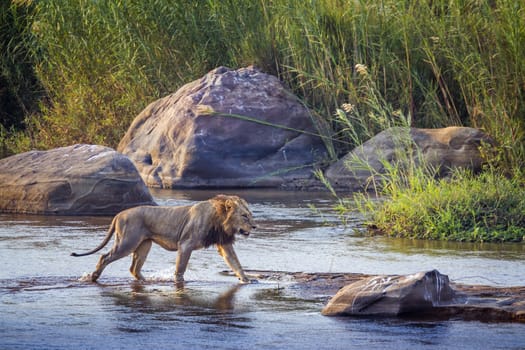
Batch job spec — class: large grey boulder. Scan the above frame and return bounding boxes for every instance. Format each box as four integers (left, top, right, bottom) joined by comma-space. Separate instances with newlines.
0, 144, 156, 215
118, 66, 328, 188
325, 126, 494, 191
322, 270, 456, 316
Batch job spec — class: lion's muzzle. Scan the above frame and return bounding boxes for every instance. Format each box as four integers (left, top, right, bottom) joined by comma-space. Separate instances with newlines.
239, 224, 256, 236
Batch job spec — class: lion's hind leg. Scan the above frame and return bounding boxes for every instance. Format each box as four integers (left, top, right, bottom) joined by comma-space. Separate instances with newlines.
130, 240, 152, 281
90, 237, 142, 282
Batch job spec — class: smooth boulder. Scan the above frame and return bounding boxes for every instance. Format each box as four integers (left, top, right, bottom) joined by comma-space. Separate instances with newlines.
325, 126, 494, 191
0, 144, 156, 215
118, 66, 328, 188
322, 270, 456, 316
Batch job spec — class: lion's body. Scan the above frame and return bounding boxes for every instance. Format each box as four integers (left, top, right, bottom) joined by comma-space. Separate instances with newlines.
71, 195, 256, 283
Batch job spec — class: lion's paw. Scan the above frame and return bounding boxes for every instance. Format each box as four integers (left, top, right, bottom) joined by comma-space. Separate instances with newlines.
78, 272, 93, 282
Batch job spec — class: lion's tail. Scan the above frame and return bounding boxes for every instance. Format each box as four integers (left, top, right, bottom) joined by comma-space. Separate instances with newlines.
70, 218, 116, 257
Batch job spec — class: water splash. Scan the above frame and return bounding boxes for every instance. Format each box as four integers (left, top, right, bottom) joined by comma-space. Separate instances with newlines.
147, 268, 176, 282
78, 272, 93, 282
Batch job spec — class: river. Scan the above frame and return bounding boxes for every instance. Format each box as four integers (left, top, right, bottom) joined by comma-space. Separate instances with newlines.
1, 189, 524, 349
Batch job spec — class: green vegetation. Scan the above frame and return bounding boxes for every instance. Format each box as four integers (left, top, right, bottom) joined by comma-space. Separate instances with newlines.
350, 168, 525, 242
1, 0, 524, 241
2, 0, 524, 158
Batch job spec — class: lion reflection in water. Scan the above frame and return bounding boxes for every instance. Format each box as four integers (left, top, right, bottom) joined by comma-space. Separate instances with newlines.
71, 195, 256, 283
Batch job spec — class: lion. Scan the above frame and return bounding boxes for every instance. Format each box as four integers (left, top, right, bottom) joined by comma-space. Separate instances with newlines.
71, 195, 256, 283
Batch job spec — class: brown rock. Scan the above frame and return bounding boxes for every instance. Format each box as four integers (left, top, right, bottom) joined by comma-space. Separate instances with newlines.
118, 66, 328, 189
0, 144, 156, 215
321, 270, 456, 316
325, 126, 494, 191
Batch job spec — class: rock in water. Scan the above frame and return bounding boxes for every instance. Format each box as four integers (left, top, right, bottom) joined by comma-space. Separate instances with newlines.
322, 270, 456, 316
118, 66, 328, 188
0, 144, 156, 215
325, 126, 494, 191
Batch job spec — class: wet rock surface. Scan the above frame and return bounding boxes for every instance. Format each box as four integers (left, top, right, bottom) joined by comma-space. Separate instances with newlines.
0, 144, 156, 215
245, 270, 525, 323
118, 66, 328, 189
325, 126, 494, 191
321, 270, 456, 316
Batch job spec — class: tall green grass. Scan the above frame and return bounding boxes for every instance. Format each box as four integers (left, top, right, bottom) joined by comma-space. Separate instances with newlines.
1, 0, 523, 165
0, 1, 43, 155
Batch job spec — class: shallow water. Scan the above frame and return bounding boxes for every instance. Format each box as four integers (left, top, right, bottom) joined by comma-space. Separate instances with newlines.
1, 189, 524, 350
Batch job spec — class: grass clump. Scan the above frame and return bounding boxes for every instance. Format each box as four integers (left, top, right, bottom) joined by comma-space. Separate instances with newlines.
351, 167, 525, 243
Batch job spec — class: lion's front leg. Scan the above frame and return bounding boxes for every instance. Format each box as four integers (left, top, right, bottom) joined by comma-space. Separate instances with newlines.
175, 245, 193, 283
217, 244, 250, 283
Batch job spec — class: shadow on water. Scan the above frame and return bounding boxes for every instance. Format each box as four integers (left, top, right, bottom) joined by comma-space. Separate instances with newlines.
368, 236, 525, 260
149, 188, 336, 205
101, 281, 256, 332
106, 281, 243, 313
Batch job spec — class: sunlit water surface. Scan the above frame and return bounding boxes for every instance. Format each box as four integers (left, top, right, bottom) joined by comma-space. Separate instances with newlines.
1, 189, 524, 349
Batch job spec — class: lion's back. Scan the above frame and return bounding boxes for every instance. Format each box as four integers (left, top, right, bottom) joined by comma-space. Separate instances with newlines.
115, 201, 221, 244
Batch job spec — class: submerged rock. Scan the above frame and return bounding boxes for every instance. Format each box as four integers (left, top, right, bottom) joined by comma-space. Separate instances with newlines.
325, 126, 494, 191
321, 270, 455, 316
0, 144, 156, 215
118, 66, 328, 189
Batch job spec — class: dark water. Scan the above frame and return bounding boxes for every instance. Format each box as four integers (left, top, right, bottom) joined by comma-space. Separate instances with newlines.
1, 189, 524, 350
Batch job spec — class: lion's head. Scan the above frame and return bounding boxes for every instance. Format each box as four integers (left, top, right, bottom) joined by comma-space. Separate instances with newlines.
206, 195, 256, 246
222, 195, 256, 236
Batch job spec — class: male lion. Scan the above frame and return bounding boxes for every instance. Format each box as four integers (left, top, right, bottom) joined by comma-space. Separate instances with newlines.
71, 195, 256, 283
